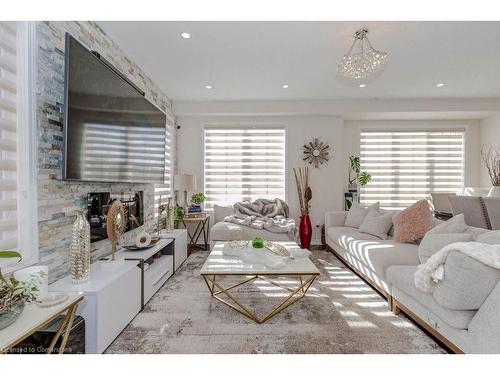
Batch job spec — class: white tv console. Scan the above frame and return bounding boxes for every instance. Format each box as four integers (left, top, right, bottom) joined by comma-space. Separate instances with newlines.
49, 230, 188, 353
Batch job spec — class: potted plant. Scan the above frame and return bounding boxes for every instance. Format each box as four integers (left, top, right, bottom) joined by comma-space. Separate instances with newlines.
0, 251, 38, 330
293, 167, 313, 249
481, 145, 500, 197
174, 204, 185, 229
348, 155, 372, 192
190, 192, 206, 211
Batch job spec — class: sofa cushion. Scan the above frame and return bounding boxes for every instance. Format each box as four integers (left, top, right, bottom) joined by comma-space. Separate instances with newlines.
210, 221, 290, 242
477, 230, 500, 244
387, 265, 476, 329
427, 213, 469, 235
345, 202, 379, 229
358, 209, 394, 240
392, 200, 433, 243
464, 226, 491, 240
433, 251, 500, 310
418, 232, 474, 263
327, 227, 419, 280
213, 204, 234, 223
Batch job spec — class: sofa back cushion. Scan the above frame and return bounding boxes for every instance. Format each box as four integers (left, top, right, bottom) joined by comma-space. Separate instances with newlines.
214, 204, 235, 223
344, 201, 379, 229
358, 209, 394, 240
433, 251, 500, 310
392, 200, 433, 243
477, 230, 500, 244
426, 213, 469, 235
418, 232, 474, 263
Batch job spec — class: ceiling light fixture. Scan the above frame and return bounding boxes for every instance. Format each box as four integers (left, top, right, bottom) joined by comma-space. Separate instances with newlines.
205, 85, 212, 89
180, 32, 191, 39
359, 84, 366, 88
337, 28, 388, 85
282, 84, 289, 89
436, 83, 445, 87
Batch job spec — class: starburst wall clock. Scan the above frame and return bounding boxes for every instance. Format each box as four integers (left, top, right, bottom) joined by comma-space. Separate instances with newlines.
302, 138, 330, 168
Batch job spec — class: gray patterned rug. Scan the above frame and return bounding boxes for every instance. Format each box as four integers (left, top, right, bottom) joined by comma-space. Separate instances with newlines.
106, 250, 445, 354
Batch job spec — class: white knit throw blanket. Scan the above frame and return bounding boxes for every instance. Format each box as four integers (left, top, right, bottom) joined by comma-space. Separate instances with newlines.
414, 242, 500, 293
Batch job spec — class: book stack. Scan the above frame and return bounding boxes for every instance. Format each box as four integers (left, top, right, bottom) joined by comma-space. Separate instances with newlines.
187, 204, 202, 214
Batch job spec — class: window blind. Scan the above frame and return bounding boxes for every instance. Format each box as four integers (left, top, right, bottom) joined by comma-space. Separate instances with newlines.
154, 122, 173, 216
0, 22, 18, 251
204, 126, 286, 209
360, 130, 465, 209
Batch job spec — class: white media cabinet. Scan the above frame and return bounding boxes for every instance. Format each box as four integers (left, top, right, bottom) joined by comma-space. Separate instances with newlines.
50, 229, 188, 353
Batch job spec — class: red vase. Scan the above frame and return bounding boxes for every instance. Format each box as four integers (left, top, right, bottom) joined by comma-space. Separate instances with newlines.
299, 214, 312, 249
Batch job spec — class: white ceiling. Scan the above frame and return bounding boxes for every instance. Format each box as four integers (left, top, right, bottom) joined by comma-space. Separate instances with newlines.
98, 21, 500, 101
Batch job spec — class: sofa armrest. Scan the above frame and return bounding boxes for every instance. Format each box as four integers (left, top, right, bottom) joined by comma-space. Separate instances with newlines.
466, 281, 500, 353
325, 211, 347, 228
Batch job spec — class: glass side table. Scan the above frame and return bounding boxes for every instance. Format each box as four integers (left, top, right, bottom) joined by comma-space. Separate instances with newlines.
181, 213, 210, 251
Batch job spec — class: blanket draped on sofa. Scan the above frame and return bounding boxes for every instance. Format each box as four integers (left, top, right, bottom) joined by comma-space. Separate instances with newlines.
223, 199, 298, 239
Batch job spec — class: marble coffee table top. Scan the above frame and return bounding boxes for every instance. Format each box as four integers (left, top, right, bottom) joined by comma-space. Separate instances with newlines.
200, 241, 320, 275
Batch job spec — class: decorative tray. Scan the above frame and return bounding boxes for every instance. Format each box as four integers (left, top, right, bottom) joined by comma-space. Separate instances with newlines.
122, 238, 160, 251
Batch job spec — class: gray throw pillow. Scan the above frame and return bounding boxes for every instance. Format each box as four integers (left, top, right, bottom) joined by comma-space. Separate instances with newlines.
433, 251, 500, 310
418, 232, 473, 263
358, 209, 394, 240
345, 202, 380, 229
477, 230, 500, 245
426, 214, 468, 235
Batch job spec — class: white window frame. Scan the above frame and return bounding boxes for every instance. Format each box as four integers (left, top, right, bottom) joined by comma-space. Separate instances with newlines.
203, 122, 287, 210
2, 22, 38, 273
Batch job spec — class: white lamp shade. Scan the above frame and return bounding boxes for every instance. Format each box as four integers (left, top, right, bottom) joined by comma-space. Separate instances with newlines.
174, 174, 197, 192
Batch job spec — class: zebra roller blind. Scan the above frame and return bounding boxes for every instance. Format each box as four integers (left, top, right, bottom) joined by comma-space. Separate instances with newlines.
204, 126, 286, 209
360, 130, 465, 209
0, 22, 18, 251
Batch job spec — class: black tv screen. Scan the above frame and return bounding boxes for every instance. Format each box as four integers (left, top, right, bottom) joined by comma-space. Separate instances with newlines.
63, 33, 167, 183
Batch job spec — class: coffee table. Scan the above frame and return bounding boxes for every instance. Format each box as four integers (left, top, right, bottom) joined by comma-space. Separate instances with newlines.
200, 241, 320, 323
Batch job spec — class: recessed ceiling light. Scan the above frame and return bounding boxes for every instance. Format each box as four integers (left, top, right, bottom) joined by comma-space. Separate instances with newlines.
282, 84, 289, 89
436, 83, 445, 87
359, 84, 367, 88
205, 85, 212, 89
180, 32, 191, 39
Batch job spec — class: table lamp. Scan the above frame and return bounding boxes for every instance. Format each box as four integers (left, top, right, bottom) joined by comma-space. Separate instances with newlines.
174, 174, 197, 209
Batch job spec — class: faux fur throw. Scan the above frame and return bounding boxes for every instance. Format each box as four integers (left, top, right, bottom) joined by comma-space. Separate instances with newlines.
224, 199, 297, 238
414, 242, 500, 293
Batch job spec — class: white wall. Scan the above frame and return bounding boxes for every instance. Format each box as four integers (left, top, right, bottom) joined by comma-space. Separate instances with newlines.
480, 113, 500, 187
343, 120, 482, 188
177, 115, 345, 244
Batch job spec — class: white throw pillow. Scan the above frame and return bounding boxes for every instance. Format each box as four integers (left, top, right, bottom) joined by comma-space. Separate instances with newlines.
418, 232, 474, 263
358, 209, 394, 240
344, 202, 380, 229
426, 214, 469, 235
477, 230, 500, 245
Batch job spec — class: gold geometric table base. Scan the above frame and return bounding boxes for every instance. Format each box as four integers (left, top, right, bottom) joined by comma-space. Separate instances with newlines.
202, 274, 318, 324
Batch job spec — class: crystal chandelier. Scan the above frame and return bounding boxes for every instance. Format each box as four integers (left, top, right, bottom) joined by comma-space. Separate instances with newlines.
337, 28, 388, 84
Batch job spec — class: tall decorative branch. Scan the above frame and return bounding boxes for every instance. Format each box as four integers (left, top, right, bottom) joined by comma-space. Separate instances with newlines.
482, 145, 500, 187
293, 167, 311, 215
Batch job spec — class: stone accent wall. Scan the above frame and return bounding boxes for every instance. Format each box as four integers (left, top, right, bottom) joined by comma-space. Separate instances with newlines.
36, 21, 174, 282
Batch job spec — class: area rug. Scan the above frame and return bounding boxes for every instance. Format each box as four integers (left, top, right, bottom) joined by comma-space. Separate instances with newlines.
105, 250, 445, 354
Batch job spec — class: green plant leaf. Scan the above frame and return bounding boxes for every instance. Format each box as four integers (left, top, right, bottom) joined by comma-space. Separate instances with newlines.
358, 171, 372, 186
0, 251, 22, 260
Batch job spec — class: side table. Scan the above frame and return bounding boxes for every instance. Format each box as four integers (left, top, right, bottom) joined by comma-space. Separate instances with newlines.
181, 213, 210, 251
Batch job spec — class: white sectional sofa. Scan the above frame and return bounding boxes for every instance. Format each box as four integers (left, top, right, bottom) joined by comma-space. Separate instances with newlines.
325, 210, 500, 354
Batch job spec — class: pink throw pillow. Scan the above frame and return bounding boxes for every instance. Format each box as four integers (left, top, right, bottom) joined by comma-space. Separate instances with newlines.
392, 200, 433, 243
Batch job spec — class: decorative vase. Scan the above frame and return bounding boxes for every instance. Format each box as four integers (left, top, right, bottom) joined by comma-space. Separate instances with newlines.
488, 186, 500, 197
0, 302, 25, 330
71, 209, 91, 284
299, 214, 312, 249
165, 197, 175, 231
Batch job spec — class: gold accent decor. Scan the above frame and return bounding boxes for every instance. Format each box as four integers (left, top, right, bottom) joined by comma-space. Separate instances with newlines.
106, 200, 126, 261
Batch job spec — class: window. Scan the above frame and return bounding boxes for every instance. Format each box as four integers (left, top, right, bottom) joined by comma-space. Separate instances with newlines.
204, 125, 286, 209
154, 119, 174, 216
0, 22, 37, 271
360, 130, 465, 209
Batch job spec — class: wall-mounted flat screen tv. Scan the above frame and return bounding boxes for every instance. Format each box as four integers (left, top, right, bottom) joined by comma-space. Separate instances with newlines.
63, 33, 167, 183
